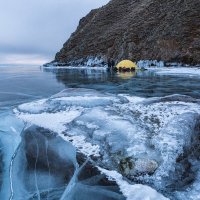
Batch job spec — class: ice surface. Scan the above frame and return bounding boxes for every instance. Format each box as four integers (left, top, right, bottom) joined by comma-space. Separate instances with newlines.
13, 88, 200, 199
44, 66, 107, 70
0, 111, 24, 199
148, 67, 200, 77
175, 165, 200, 200
2, 123, 124, 200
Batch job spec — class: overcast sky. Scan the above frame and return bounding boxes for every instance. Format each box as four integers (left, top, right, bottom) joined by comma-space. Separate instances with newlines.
0, 0, 109, 64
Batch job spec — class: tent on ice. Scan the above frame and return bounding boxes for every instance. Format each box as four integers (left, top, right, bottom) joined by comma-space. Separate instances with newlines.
115, 60, 137, 71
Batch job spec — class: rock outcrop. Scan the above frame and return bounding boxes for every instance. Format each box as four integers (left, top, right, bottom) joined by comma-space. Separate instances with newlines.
55, 0, 200, 65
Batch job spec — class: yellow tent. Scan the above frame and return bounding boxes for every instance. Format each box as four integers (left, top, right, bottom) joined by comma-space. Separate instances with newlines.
116, 60, 137, 71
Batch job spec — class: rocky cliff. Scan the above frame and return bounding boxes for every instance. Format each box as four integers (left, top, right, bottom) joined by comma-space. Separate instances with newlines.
55, 0, 200, 65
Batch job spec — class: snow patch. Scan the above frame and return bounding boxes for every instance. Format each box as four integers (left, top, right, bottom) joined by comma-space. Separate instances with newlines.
148, 67, 200, 77
98, 167, 169, 200
18, 99, 48, 113
15, 109, 82, 133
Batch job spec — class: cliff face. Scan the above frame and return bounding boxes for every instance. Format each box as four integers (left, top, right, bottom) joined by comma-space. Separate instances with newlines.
55, 0, 200, 65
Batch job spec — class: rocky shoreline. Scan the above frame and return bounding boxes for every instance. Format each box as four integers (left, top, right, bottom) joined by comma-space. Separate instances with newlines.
44, 57, 200, 68
53, 0, 200, 66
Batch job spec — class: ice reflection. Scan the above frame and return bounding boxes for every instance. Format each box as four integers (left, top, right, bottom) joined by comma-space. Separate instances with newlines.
116, 72, 136, 80
44, 67, 200, 98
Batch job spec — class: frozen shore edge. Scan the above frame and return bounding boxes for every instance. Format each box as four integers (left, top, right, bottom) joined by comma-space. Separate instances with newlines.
43, 56, 200, 69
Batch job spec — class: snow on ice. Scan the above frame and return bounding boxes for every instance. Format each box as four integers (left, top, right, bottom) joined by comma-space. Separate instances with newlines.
14, 88, 200, 200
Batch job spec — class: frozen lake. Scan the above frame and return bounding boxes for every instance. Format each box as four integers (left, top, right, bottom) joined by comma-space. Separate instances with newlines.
1, 65, 200, 200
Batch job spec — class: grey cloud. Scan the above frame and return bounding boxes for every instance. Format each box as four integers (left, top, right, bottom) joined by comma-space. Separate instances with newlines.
0, 0, 109, 64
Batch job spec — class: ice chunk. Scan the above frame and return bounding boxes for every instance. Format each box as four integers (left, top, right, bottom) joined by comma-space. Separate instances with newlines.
1, 122, 124, 200
18, 99, 47, 113
10, 125, 77, 199
98, 167, 169, 200
0, 111, 24, 200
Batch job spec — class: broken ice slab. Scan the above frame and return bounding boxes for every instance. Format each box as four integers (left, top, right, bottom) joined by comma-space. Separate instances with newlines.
7, 125, 125, 200
0, 111, 24, 199
14, 88, 200, 199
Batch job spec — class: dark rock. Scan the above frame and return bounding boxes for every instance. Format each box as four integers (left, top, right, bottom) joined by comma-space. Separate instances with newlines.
119, 157, 158, 177
55, 0, 200, 65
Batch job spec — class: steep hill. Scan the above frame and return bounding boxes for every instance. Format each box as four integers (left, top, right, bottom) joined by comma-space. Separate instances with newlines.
55, 0, 200, 65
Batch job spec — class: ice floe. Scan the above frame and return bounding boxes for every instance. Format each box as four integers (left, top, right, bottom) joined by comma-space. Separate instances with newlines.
14, 88, 200, 199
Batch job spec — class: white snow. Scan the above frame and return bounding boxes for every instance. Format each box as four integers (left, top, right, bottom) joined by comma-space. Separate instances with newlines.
15, 110, 81, 134
148, 67, 200, 77
98, 167, 169, 200
61, 135, 100, 157
18, 99, 47, 113
15, 108, 101, 157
